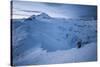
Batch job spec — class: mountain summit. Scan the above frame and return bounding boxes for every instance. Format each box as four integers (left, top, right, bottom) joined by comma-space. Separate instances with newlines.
25, 12, 51, 21
36, 12, 51, 19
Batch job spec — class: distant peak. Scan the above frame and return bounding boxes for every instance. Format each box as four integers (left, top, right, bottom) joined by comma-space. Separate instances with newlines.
25, 12, 51, 21
36, 12, 51, 18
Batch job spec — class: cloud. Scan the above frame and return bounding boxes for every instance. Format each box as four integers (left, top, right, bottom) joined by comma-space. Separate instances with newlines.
14, 8, 41, 13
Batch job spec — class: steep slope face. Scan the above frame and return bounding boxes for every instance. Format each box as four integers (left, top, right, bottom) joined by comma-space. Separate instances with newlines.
12, 13, 97, 64
12, 13, 70, 53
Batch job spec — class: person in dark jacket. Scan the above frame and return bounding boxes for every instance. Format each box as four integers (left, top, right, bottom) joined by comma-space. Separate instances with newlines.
77, 39, 82, 48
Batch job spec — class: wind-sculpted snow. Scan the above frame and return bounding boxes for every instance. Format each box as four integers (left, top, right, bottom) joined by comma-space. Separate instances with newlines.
12, 13, 97, 65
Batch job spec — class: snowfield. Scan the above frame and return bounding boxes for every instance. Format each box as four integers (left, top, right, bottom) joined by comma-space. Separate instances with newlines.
12, 13, 97, 66
13, 42, 97, 66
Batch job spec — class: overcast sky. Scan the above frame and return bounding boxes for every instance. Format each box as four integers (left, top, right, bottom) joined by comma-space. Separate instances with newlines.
12, 1, 97, 19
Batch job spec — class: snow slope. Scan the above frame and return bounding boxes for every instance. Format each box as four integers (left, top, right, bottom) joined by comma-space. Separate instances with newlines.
13, 42, 97, 66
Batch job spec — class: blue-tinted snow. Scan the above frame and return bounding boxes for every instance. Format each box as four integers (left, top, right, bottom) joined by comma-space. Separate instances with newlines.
12, 12, 97, 66
13, 42, 97, 65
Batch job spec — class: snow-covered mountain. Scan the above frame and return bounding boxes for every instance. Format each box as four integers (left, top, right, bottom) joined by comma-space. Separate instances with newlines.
12, 12, 97, 66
